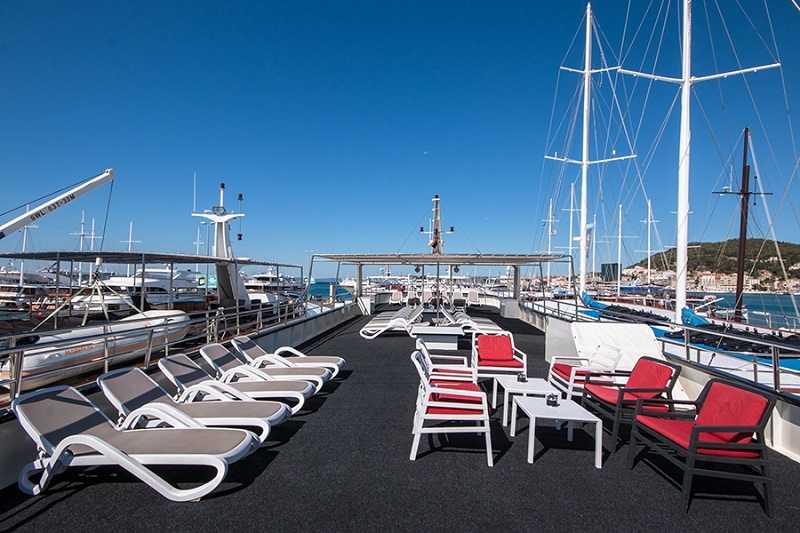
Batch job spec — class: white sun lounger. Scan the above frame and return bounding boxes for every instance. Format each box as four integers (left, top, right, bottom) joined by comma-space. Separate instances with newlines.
158, 354, 314, 414
359, 305, 424, 339
232, 336, 345, 379
98, 367, 291, 443
438, 308, 505, 334
200, 343, 331, 393
12, 385, 259, 501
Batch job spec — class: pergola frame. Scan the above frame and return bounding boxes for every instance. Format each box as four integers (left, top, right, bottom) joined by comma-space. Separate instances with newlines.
309, 253, 574, 299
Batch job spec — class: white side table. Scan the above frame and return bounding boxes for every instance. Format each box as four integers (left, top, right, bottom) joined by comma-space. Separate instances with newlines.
409, 325, 464, 351
492, 376, 559, 427
510, 396, 603, 468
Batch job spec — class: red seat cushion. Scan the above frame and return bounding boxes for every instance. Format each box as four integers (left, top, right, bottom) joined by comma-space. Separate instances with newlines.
552, 363, 590, 381
477, 358, 523, 368
477, 334, 514, 361
427, 406, 485, 416
695, 381, 769, 444
637, 415, 760, 458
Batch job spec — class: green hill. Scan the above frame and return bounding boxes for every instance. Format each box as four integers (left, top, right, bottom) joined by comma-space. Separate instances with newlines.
631, 239, 800, 279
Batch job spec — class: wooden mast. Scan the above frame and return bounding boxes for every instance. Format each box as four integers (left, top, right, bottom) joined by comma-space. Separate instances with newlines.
734, 127, 751, 322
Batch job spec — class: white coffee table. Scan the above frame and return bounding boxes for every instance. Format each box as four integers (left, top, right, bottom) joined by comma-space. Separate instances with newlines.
492, 376, 559, 427
510, 396, 603, 468
409, 325, 463, 351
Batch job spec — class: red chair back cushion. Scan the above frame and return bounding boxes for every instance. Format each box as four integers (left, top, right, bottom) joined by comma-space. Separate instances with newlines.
625, 358, 674, 398
477, 335, 513, 361
695, 381, 769, 444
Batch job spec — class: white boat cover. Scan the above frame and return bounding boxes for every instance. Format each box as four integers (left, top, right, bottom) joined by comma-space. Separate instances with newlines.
570, 322, 688, 399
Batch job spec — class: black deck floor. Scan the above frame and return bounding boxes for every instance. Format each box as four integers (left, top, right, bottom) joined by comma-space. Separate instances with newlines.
1, 307, 798, 532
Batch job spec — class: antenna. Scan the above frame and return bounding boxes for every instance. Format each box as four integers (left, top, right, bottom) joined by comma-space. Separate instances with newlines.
419, 195, 453, 255
120, 221, 141, 276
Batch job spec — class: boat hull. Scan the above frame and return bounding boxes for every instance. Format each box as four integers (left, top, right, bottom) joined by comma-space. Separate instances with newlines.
1, 310, 190, 390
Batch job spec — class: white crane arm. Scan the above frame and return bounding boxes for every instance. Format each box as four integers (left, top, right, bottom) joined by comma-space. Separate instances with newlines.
0, 168, 115, 240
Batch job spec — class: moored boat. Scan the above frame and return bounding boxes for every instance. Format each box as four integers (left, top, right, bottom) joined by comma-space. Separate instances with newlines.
0, 309, 190, 390
69, 267, 207, 314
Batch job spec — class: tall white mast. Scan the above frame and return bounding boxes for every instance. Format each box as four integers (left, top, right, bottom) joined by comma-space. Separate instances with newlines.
120, 222, 140, 276
674, 0, 692, 316
638, 199, 659, 285
578, 1, 592, 296
546, 3, 634, 296
591, 213, 597, 280
568, 183, 576, 261
544, 197, 558, 284
194, 226, 204, 273
619, 0, 778, 321
647, 200, 651, 285
617, 205, 623, 297
89, 218, 97, 252
76, 211, 86, 282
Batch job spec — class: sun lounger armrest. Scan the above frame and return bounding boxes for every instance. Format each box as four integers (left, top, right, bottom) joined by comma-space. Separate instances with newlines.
248, 354, 288, 369
274, 346, 307, 358
178, 380, 256, 402
121, 403, 207, 430
219, 365, 276, 382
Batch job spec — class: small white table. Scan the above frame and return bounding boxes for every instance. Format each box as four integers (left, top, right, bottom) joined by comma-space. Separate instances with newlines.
409, 325, 463, 351
492, 376, 559, 427
510, 396, 603, 468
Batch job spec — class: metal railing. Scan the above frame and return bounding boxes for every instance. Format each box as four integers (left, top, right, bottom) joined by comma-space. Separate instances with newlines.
0, 296, 355, 405
747, 310, 800, 332
654, 322, 800, 395
518, 297, 800, 399
522, 298, 586, 322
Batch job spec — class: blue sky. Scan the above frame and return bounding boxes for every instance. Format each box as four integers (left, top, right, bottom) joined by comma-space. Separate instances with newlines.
1, 1, 799, 279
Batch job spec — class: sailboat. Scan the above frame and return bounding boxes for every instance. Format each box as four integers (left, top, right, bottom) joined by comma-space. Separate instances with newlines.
537, 2, 797, 328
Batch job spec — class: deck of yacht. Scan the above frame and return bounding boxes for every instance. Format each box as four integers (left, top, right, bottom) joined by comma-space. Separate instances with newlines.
1, 306, 798, 531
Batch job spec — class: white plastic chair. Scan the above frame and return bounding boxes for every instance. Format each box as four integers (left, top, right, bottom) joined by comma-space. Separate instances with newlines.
409, 350, 493, 466
548, 343, 623, 400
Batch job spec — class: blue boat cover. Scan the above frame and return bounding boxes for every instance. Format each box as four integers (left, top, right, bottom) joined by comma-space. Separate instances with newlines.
681, 307, 710, 327
581, 292, 607, 310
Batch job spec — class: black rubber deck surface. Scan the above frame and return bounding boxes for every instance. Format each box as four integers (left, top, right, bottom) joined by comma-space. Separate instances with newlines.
1, 306, 797, 532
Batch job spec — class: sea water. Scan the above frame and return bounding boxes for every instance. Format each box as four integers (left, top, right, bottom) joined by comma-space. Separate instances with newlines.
709, 293, 800, 330
309, 280, 354, 300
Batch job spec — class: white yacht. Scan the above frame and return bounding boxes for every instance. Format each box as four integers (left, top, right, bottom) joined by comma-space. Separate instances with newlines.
0, 274, 50, 311
243, 267, 304, 293
70, 267, 205, 313
0, 269, 75, 311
